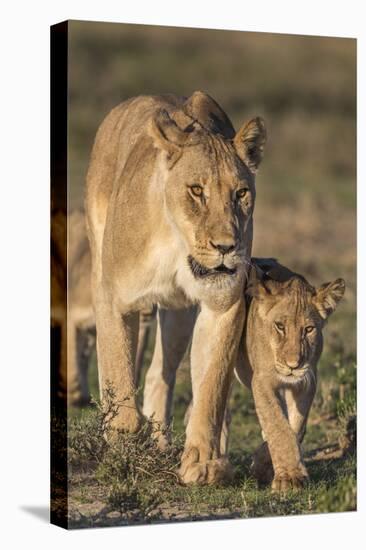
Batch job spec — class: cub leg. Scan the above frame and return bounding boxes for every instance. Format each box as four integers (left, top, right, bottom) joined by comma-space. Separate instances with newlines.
143, 307, 196, 448
251, 392, 288, 484
95, 289, 141, 434
179, 298, 245, 485
251, 441, 273, 485
284, 375, 317, 445
252, 376, 308, 492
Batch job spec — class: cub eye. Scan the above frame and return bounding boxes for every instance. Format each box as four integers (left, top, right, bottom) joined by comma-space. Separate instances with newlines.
274, 321, 285, 333
190, 185, 203, 197
236, 188, 249, 200
305, 325, 315, 334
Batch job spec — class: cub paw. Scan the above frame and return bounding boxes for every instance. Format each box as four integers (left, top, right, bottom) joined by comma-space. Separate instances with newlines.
271, 466, 309, 493
178, 447, 233, 485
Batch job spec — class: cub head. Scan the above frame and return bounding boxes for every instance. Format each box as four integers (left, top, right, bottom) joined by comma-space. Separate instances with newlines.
149, 91, 266, 286
248, 263, 345, 385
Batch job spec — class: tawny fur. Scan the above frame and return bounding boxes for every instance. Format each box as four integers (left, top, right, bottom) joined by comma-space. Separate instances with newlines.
84, 91, 266, 485
234, 260, 345, 492
59, 211, 153, 406
67, 210, 95, 405
51, 206, 67, 401
51, 208, 96, 406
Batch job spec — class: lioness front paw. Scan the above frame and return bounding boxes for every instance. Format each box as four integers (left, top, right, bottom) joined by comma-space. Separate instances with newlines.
68, 388, 90, 408
271, 466, 309, 493
67, 376, 90, 407
152, 429, 170, 451
106, 406, 143, 441
179, 447, 233, 485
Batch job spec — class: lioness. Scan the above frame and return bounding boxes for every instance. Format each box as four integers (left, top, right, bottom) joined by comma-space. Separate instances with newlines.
235, 259, 345, 491
66, 210, 153, 406
85, 91, 266, 484
51, 207, 96, 406
51, 205, 67, 403
67, 209, 95, 406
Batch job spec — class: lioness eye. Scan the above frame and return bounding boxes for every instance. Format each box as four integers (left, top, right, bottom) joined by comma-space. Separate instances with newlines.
190, 185, 203, 197
237, 188, 248, 200
274, 321, 285, 332
305, 326, 315, 334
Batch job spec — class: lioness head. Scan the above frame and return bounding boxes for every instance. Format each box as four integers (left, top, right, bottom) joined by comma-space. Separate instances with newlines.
248, 264, 345, 385
149, 91, 266, 286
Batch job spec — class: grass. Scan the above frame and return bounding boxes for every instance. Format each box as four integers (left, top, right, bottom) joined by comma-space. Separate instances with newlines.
65, 336, 356, 528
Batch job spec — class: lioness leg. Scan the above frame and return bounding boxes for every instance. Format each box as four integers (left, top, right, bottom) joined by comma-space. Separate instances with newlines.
95, 289, 141, 434
252, 377, 308, 492
67, 318, 85, 406
184, 400, 231, 456
219, 405, 232, 456
56, 318, 67, 402
134, 306, 156, 388
143, 307, 196, 448
76, 328, 95, 406
179, 299, 244, 485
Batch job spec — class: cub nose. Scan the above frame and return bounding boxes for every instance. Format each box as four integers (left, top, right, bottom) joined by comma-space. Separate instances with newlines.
210, 240, 236, 255
286, 359, 301, 370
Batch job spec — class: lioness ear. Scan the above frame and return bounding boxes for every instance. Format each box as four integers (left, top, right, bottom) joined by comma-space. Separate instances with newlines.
149, 109, 190, 162
313, 278, 345, 319
234, 117, 267, 173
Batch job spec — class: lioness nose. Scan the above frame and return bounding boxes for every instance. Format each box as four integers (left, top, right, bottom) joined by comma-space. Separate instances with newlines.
210, 240, 236, 255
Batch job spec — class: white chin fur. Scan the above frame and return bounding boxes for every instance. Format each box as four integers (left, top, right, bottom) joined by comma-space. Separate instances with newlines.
276, 365, 314, 389
277, 374, 305, 387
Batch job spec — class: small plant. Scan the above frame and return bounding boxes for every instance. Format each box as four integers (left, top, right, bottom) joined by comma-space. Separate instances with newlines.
67, 356, 357, 525
336, 388, 356, 455
316, 468, 356, 512
68, 384, 184, 517
96, 417, 183, 514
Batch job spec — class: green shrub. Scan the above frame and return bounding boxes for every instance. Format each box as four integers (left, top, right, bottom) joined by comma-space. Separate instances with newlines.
68, 386, 184, 517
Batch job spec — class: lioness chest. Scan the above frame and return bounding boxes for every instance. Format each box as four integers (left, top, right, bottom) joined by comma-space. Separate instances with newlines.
114, 240, 198, 311
113, 239, 243, 313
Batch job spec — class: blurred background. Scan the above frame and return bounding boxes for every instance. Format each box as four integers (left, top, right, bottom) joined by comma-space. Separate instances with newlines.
64, 20, 356, 522
68, 20, 356, 355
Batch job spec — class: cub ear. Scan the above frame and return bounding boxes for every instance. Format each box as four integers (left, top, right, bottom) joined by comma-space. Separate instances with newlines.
234, 117, 267, 173
313, 278, 346, 319
245, 265, 273, 300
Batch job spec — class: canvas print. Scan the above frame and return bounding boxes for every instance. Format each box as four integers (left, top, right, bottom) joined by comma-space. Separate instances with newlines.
51, 20, 356, 529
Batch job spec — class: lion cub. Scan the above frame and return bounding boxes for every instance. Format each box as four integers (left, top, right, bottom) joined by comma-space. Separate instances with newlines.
235, 259, 345, 492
